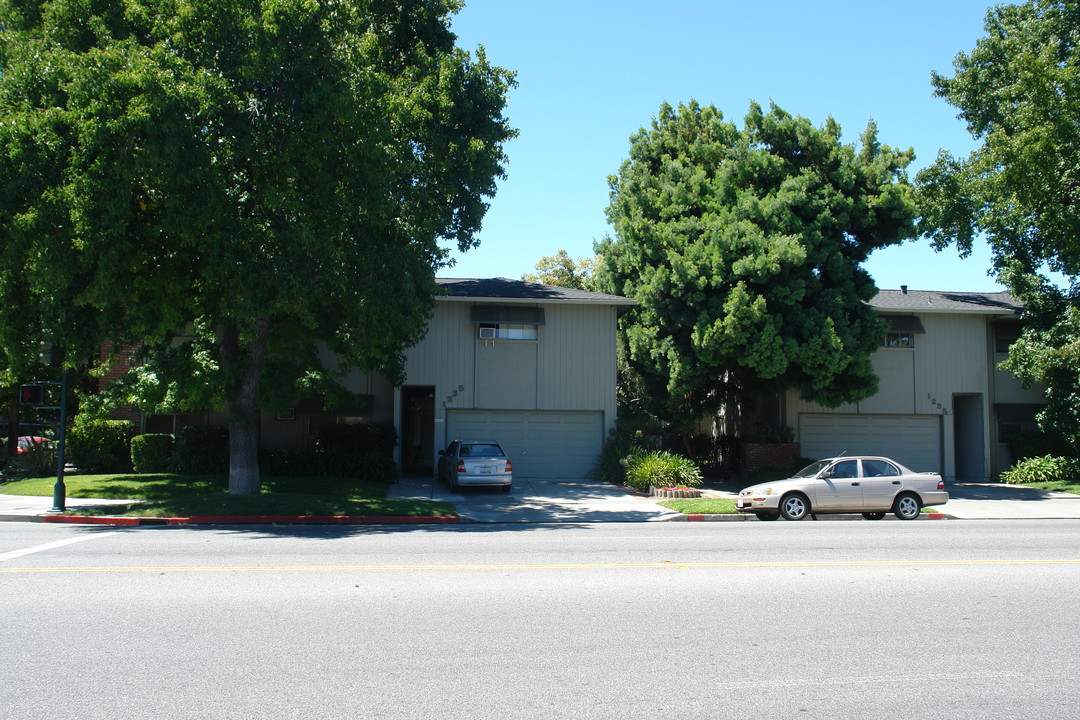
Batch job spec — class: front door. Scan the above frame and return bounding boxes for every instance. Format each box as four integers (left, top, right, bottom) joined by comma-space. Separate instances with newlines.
401, 386, 435, 476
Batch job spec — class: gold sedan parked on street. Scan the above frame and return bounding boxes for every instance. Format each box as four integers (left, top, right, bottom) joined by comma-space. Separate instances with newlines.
735, 456, 948, 521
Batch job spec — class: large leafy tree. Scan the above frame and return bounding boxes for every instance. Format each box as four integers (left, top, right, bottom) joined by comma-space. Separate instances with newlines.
521, 249, 599, 290
598, 101, 917, 432
917, 0, 1080, 451
0, 0, 515, 493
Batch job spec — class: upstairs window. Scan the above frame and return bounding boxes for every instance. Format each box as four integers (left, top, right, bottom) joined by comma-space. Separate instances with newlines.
884, 332, 914, 348
994, 324, 1022, 354
881, 315, 923, 348
478, 323, 538, 341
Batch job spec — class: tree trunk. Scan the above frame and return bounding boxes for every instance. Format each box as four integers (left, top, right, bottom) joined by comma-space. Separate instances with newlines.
221, 317, 271, 496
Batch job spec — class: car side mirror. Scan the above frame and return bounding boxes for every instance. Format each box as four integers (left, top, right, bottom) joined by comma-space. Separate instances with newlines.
437, 450, 445, 456
820, 469, 834, 479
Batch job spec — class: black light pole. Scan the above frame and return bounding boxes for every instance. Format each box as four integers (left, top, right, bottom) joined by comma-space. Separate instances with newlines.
49, 370, 69, 513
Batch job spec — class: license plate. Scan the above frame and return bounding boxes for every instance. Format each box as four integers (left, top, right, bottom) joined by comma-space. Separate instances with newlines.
479, 466, 493, 475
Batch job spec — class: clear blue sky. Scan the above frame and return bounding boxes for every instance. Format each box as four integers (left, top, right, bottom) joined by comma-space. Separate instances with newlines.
442, 0, 1004, 292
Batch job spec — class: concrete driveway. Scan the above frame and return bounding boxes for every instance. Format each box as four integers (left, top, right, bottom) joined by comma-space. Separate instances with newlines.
389, 475, 685, 523
941, 482, 1080, 519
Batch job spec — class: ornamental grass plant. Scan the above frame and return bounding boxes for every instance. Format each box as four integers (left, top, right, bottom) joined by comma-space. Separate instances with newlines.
621, 450, 702, 493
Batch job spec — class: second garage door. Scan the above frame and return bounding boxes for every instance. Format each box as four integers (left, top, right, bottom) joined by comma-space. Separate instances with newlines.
799, 414, 942, 473
446, 410, 603, 478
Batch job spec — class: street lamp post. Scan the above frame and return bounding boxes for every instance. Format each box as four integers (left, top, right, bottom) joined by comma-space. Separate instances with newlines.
49, 370, 69, 513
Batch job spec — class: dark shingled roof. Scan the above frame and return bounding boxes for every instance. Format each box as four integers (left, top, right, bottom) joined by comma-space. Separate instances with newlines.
436, 277, 635, 304
869, 289, 1022, 315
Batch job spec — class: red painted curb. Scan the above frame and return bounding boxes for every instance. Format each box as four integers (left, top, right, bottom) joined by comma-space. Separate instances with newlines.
43, 515, 144, 526
41, 514, 459, 526
183, 515, 460, 525
926, 512, 946, 520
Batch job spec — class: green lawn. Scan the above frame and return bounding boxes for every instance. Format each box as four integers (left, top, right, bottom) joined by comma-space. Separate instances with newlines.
1019, 479, 1080, 495
656, 497, 738, 514
0, 473, 456, 518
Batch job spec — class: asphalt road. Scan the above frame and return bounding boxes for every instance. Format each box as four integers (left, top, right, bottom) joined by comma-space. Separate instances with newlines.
2, 520, 1078, 719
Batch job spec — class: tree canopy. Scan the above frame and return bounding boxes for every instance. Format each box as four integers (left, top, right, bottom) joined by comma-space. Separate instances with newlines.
597, 101, 917, 427
0, 0, 516, 492
521, 249, 598, 290
917, 0, 1080, 451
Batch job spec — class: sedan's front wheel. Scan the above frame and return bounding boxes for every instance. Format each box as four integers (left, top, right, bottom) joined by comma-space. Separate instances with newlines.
779, 493, 810, 521
862, 512, 886, 520
893, 492, 921, 520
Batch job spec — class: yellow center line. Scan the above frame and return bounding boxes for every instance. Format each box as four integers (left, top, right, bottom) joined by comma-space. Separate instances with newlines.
2, 559, 1078, 573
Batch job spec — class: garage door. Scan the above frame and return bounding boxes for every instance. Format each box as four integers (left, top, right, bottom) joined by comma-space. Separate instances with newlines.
446, 410, 603, 478
799, 414, 942, 473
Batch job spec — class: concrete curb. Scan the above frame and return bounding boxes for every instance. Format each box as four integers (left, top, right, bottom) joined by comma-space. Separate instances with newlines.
38, 514, 461, 526
674, 512, 949, 522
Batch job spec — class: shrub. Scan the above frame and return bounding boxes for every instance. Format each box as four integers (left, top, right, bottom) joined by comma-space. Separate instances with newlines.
3, 441, 57, 479
260, 447, 320, 477
168, 425, 229, 475
590, 435, 637, 485
67, 417, 136, 472
131, 434, 174, 473
313, 423, 398, 483
1000, 455, 1080, 485
1006, 430, 1074, 462
622, 450, 702, 493
315, 423, 397, 457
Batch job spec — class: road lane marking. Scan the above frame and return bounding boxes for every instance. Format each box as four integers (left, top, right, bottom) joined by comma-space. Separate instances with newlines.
1, 558, 1078, 573
0, 532, 120, 563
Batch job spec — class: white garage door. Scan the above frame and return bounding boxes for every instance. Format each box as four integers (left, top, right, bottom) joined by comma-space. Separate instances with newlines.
446, 410, 603, 478
800, 414, 942, 473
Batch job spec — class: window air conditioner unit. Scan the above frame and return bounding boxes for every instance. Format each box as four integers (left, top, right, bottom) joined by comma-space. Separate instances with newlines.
479, 327, 497, 339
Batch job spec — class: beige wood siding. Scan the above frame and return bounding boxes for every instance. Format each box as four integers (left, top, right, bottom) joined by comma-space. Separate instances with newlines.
476, 342, 538, 409
403, 302, 477, 408
912, 314, 989, 411
537, 304, 617, 412
993, 352, 1046, 404
860, 349, 915, 414
403, 300, 620, 450
785, 312, 997, 481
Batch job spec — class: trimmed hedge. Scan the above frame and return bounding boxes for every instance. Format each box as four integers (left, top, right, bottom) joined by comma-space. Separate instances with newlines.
131, 434, 174, 474
67, 417, 136, 473
164, 423, 399, 482
312, 423, 398, 483
168, 425, 229, 475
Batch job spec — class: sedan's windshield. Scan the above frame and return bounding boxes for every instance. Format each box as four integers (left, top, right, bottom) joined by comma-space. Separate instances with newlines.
793, 460, 833, 478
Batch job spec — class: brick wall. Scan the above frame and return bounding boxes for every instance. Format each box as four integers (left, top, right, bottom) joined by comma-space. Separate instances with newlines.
98, 342, 142, 425
741, 442, 801, 472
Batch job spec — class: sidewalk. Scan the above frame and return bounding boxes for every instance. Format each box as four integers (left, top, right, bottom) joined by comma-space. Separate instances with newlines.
2, 479, 1079, 524
0, 494, 134, 522
937, 482, 1080, 519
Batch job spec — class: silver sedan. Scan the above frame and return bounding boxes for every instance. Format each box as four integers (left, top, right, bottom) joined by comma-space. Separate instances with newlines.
735, 456, 948, 521
438, 439, 513, 491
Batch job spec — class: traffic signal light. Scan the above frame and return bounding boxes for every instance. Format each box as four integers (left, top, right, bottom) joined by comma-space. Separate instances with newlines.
19, 384, 44, 406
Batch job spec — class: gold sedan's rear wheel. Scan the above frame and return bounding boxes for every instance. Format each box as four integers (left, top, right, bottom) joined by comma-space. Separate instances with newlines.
893, 493, 921, 520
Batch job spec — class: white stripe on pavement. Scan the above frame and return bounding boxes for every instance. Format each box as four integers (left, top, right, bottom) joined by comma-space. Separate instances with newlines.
0, 532, 120, 563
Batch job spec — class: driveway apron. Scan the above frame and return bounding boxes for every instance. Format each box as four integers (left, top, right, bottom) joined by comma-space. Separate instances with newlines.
390, 476, 683, 523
